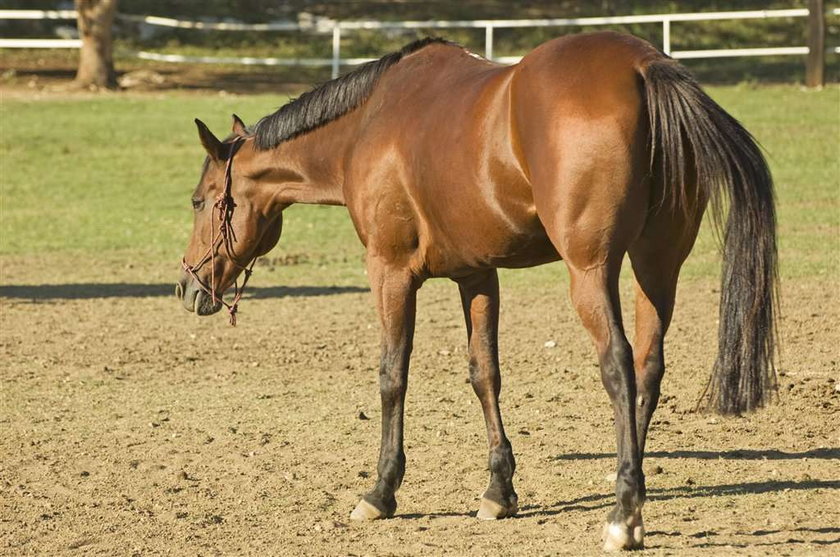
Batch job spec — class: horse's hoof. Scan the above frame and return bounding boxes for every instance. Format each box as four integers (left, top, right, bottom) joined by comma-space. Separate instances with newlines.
602, 520, 645, 551
350, 498, 391, 521
476, 496, 518, 520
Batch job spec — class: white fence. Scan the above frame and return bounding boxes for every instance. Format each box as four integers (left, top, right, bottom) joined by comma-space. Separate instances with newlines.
1, 8, 838, 79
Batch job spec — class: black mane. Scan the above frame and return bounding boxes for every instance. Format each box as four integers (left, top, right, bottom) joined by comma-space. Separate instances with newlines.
252, 37, 452, 150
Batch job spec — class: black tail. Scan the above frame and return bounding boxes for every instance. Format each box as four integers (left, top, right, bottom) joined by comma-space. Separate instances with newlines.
643, 59, 778, 415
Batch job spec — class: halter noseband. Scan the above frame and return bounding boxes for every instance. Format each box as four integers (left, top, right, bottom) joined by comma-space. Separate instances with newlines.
182, 137, 257, 326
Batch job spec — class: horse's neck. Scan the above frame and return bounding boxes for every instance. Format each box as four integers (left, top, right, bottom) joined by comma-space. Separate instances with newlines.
259, 113, 361, 207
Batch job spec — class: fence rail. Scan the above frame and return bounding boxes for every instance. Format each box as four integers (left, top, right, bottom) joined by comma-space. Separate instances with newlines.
1, 8, 838, 79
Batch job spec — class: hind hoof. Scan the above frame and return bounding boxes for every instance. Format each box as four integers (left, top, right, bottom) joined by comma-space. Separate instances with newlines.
350, 499, 391, 521
602, 520, 645, 551
476, 496, 518, 520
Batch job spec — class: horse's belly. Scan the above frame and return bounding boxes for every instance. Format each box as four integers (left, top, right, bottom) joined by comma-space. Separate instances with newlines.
490, 233, 561, 269
422, 211, 560, 277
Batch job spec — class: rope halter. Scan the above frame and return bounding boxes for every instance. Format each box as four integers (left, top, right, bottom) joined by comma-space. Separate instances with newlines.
181, 137, 257, 326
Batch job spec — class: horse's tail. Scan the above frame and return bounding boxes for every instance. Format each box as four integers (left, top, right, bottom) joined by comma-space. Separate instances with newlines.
642, 58, 778, 415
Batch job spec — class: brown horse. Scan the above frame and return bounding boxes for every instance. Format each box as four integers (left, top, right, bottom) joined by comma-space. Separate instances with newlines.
176, 32, 777, 551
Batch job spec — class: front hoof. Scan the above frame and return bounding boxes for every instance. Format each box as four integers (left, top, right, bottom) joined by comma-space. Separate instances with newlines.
602, 520, 645, 551
476, 495, 518, 520
350, 498, 393, 521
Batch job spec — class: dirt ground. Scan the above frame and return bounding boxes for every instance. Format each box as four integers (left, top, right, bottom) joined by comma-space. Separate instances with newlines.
0, 252, 838, 556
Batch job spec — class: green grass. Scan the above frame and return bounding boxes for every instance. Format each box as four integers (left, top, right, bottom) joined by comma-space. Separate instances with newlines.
0, 95, 286, 256
0, 85, 837, 290
697, 86, 840, 280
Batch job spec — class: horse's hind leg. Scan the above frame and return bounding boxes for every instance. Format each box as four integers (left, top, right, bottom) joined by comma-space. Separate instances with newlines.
565, 262, 645, 551
350, 258, 420, 520
628, 268, 675, 457
456, 270, 518, 519
629, 206, 703, 455
530, 131, 649, 549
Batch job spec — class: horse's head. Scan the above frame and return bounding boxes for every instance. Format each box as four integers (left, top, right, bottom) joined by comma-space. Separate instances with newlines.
177, 115, 283, 319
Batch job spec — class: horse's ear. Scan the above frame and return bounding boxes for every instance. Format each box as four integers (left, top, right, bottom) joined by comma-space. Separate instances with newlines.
231, 114, 247, 136
195, 118, 223, 160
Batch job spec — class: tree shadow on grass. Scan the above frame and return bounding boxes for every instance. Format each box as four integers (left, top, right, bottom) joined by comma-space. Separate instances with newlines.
0, 283, 368, 300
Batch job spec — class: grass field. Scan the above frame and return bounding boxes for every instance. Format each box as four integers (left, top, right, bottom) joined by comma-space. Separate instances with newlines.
0, 85, 837, 288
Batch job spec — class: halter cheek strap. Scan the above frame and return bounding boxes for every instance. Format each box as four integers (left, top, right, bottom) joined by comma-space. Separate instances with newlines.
182, 137, 257, 326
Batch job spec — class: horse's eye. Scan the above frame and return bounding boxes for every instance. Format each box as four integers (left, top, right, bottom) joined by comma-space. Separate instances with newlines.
192, 198, 204, 211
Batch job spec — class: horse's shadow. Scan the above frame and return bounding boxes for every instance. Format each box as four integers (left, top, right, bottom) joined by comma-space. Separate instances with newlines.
516, 478, 840, 519
517, 447, 840, 518
496, 478, 840, 548
551, 447, 840, 461
391, 475, 839, 524
683, 526, 840, 548
397, 511, 473, 520
0, 283, 368, 300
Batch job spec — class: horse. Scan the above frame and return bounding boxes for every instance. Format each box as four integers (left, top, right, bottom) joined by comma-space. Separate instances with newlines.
176, 32, 777, 551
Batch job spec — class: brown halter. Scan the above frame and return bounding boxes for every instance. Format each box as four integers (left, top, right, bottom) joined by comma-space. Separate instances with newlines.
181, 137, 256, 326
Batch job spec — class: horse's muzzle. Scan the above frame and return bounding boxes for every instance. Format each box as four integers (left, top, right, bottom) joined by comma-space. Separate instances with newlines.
176, 274, 223, 316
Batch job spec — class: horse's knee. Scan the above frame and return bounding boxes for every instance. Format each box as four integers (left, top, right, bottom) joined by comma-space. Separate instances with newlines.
468, 353, 500, 395
604, 335, 634, 372
378, 353, 408, 400
378, 369, 405, 396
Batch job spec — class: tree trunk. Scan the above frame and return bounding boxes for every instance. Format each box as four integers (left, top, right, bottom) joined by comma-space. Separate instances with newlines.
74, 0, 118, 89
806, 0, 825, 89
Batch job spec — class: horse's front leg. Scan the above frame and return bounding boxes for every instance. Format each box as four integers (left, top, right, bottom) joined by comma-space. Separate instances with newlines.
351, 258, 419, 520
456, 270, 518, 519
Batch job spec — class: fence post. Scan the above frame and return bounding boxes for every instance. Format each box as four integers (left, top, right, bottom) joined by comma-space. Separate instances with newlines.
806, 0, 825, 88
662, 18, 671, 55
331, 23, 341, 80
485, 24, 494, 60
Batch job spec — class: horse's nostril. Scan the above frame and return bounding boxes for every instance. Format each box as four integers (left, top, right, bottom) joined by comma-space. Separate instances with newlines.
175, 283, 184, 299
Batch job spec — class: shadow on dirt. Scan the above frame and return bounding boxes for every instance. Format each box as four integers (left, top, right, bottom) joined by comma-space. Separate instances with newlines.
517, 479, 840, 518
648, 479, 840, 502
657, 525, 840, 549
518, 492, 613, 515
397, 511, 473, 520
551, 447, 840, 461
0, 283, 368, 300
